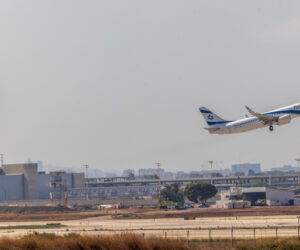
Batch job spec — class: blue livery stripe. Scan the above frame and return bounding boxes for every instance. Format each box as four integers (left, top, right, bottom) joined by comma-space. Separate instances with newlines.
207, 121, 232, 125
264, 110, 300, 115
199, 109, 212, 114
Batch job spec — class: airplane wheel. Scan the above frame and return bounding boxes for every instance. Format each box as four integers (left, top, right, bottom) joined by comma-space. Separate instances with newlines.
269, 125, 274, 131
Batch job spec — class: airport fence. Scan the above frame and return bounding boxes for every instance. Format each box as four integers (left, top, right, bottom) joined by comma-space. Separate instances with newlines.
73, 226, 300, 247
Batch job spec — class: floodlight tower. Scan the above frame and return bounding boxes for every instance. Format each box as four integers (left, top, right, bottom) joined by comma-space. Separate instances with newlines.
209, 160, 213, 184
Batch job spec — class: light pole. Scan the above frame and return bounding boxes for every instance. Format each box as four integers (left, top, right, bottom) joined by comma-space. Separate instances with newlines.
209, 161, 213, 184
296, 159, 300, 186
156, 161, 161, 202
83, 164, 89, 200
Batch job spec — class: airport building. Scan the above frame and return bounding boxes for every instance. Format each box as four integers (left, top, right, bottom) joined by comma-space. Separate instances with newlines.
0, 163, 85, 202
0, 162, 298, 203
68, 185, 159, 199
242, 187, 294, 206
0, 163, 158, 202
220, 186, 294, 206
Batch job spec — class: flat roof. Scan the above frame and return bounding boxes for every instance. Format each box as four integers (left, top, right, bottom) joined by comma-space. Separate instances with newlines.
242, 187, 294, 194
242, 187, 266, 193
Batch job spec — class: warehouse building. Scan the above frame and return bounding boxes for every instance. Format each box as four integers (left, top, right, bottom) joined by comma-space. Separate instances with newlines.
242, 187, 294, 206
220, 186, 295, 206
0, 174, 24, 201
0, 163, 85, 202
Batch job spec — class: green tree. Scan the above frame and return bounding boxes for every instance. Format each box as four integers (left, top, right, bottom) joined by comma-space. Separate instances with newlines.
160, 183, 184, 205
184, 182, 217, 204
128, 172, 135, 178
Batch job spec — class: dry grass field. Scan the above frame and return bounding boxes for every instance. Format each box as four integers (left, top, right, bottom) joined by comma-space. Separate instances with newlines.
0, 233, 189, 250
0, 233, 300, 249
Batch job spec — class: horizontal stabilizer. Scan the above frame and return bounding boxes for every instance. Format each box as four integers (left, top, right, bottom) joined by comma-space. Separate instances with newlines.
204, 127, 220, 132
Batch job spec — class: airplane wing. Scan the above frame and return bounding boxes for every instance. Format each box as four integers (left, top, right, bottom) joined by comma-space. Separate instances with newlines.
245, 106, 278, 124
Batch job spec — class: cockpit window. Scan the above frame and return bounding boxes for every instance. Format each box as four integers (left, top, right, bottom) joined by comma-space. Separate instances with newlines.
295, 105, 300, 110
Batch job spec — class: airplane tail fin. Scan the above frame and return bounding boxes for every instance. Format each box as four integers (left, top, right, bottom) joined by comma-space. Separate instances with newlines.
199, 107, 230, 126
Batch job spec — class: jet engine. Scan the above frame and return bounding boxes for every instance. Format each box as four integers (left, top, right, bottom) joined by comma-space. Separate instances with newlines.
276, 114, 291, 125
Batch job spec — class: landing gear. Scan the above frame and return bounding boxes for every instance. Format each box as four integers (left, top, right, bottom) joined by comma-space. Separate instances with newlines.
269, 125, 274, 131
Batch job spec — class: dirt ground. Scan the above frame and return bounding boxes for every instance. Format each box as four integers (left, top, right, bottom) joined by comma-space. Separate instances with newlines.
111, 206, 300, 220
0, 205, 300, 222
0, 207, 299, 239
0, 212, 299, 239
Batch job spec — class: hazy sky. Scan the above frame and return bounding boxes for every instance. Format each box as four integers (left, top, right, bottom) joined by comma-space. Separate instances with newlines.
0, 1, 300, 172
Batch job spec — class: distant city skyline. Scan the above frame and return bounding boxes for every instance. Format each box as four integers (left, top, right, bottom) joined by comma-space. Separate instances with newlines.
30, 160, 300, 178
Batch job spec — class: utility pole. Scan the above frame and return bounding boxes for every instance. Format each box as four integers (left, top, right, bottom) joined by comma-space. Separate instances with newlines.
209, 160, 213, 184
0, 154, 4, 167
296, 159, 300, 186
156, 161, 161, 202
83, 164, 89, 200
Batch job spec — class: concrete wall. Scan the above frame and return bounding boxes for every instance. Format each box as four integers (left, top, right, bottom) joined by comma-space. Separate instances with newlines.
73, 173, 85, 188
0, 175, 24, 201
2, 163, 38, 200
38, 173, 50, 199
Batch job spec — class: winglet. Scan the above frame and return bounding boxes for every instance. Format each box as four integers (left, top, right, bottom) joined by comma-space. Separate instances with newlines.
245, 106, 255, 115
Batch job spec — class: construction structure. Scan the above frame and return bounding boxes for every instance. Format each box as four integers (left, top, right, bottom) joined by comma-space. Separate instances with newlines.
49, 171, 68, 205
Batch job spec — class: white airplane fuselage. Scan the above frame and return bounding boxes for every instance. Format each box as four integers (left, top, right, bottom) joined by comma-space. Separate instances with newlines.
200, 103, 300, 135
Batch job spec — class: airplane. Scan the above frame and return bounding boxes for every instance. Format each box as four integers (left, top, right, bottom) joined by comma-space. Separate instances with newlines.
199, 103, 300, 134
